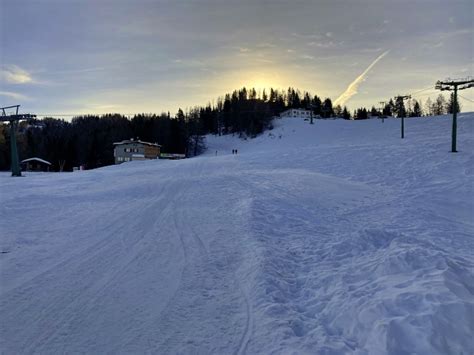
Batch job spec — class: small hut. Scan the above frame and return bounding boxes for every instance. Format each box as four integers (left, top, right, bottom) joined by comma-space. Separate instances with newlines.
21, 157, 52, 172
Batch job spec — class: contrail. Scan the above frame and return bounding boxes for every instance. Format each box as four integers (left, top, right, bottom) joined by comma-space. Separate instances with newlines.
334, 50, 389, 106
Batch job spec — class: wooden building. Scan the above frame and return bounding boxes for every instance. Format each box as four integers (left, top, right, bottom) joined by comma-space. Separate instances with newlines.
21, 157, 52, 172
113, 139, 161, 164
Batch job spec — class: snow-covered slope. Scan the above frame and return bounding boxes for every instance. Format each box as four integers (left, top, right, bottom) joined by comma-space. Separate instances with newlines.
1, 114, 473, 354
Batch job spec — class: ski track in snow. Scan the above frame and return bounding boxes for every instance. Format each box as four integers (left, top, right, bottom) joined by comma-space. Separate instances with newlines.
1, 114, 473, 354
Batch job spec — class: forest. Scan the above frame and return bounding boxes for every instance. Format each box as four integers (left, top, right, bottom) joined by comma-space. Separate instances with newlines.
0, 87, 459, 172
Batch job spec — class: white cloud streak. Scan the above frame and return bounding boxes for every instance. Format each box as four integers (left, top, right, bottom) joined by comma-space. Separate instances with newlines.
0, 91, 30, 100
334, 50, 389, 106
0, 65, 34, 84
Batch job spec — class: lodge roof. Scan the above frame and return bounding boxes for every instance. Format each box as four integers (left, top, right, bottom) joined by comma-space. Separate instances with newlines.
21, 157, 52, 165
113, 139, 161, 147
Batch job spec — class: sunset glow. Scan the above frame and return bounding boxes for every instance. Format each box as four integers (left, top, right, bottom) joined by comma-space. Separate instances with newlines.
0, 0, 472, 115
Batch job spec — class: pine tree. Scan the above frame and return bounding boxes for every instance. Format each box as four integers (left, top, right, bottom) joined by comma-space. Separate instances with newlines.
412, 100, 422, 117
446, 92, 461, 114
406, 99, 413, 117
249, 88, 257, 100
311, 95, 322, 115
424, 97, 433, 116
176, 108, 185, 121
333, 105, 342, 117
394, 97, 406, 118
355, 108, 368, 120
342, 106, 351, 120
322, 98, 333, 118
383, 99, 395, 116
302, 92, 311, 108
434, 94, 446, 115
370, 106, 378, 117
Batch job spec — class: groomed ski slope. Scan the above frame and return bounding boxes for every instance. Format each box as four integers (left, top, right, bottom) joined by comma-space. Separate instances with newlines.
1, 114, 473, 354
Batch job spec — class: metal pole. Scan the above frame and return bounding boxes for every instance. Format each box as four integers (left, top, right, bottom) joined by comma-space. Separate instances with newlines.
435, 77, 473, 152
395, 95, 410, 139
1, 106, 35, 177
452, 85, 458, 153
401, 116, 404, 139
10, 120, 21, 176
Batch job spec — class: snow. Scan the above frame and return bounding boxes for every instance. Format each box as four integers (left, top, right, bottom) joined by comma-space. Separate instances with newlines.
1, 114, 473, 354
20, 157, 52, 165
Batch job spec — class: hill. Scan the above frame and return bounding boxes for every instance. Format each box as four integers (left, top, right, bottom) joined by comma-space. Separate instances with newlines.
1, 114, 473, 354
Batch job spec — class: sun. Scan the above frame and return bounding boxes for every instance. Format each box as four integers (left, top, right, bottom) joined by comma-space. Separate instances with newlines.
239, 71, 287, 91
248, 79, 272, 91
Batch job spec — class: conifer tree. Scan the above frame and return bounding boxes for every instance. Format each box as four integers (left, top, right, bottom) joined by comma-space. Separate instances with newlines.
434, 94, 447, 115
370, 106, 378, 117
412, 100, 422, 117
394, 97, 406, 118
311, 96, 322, 115
446, 92, 461, 114
424, 97, 433, 116
322, 98, 333, 118
342, 106, 351, 120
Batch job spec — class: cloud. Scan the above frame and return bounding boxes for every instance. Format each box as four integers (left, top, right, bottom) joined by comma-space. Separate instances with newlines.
1, 65, 34, 84
255, 58, 274, 64
50, 66, 108, 75
291, 32, 323, 40
0, 91, 30, 100
256, 42, 276, 48
438, 28, 472, 40
307, 40, 342, 48
422, 41, 444, 49
359, 47, 383, 53
171, 59, 206, 68
334, 50, 389, 106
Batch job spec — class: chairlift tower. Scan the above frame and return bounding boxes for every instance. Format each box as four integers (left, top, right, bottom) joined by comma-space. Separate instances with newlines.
435, 77, 473, 152
394, 95, 411, 138
307, 104, 316, 124
379, 101, 386, 122
0, 105, 36, 176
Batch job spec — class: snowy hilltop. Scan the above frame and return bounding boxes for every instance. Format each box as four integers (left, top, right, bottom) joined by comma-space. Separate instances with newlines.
1, 114, 473, 354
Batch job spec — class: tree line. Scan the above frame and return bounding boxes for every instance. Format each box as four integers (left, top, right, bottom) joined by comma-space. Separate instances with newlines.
0, 87, 462, 172
0, 113, 194, 172
0, 87, 336, 171
357, 92, 460, 120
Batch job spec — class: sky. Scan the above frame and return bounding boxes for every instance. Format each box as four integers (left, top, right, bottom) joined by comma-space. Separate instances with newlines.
1, 0, 473, 117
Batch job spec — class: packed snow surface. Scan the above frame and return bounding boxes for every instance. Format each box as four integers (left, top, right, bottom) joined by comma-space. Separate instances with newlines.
1, 114, 473, 354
